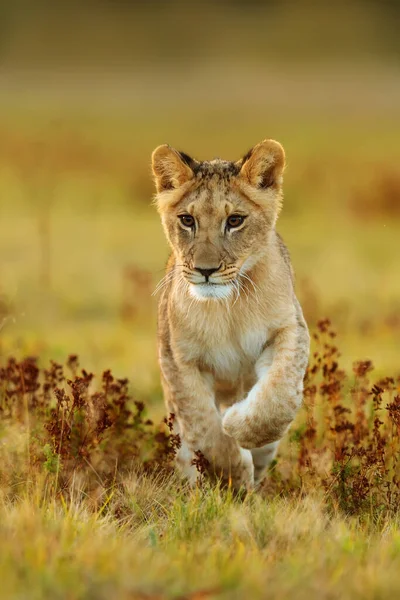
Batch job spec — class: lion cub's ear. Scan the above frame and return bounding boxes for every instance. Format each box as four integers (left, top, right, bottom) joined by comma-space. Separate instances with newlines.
238, 139, 285, 189
152, 145, 196, 193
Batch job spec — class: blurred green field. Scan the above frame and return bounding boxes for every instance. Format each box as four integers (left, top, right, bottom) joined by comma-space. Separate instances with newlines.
1, 87, 399, 389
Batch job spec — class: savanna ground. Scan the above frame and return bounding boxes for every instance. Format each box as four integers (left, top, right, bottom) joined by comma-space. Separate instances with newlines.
1, 65, 400, 599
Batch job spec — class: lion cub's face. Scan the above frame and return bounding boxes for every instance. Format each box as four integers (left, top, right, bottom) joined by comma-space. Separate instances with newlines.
152, 140, 285, 301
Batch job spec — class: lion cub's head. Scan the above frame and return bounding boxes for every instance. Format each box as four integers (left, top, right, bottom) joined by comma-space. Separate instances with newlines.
152, 139, 285, 301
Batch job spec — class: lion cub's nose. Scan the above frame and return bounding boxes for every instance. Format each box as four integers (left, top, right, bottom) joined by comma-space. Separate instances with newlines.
195, 265, 221, 280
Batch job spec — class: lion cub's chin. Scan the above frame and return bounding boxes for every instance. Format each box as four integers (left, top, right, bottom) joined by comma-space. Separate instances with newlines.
189, 283, 234, 301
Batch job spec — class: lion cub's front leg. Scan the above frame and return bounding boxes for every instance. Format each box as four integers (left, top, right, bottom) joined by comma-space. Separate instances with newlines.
160, 347, 254, 490
222, 317, 310, 450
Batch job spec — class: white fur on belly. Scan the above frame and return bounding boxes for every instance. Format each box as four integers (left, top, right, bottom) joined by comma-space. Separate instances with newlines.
240, 328, 268, 362
202, 329, 269, 380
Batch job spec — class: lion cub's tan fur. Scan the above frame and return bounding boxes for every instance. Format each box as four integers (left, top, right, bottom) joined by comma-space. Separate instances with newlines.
152, 140, 310, 489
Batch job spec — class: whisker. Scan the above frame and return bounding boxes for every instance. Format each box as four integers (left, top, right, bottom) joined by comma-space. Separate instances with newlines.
152, 274, 175, 296
175, 275, 186, 298
238, 278, 250, 302
152, 264, 186, 273
152, 267, 179, 296
185, 294, 198, 320
223, 287, 232, 316
240, 272, 261, 304
153, 263, 196, 296
233, 280, 241, 306
241, 272, 261, 294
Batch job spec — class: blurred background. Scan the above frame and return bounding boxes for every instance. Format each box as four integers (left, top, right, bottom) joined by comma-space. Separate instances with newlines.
0, 0, 399, 397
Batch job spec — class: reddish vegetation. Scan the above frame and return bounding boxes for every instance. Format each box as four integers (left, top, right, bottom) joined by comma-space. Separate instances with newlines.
1, 320, 399, 515
273, 319, 400, 515
0, 355, 179, 495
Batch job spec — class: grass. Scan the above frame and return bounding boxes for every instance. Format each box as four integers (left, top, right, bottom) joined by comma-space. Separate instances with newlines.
3, 488, 400, 600
0, 72, 400, 598
2, 475, 400, 599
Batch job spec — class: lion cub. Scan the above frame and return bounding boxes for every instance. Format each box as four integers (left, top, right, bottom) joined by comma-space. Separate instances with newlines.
152, 139, 310, 489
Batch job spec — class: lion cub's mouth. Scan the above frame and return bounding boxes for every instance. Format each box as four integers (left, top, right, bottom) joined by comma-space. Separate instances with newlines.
189, 281, 234, 301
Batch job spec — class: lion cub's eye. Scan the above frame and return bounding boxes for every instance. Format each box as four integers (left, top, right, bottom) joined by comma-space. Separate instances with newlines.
226, 214, 245, 229
178, 214, 195, 228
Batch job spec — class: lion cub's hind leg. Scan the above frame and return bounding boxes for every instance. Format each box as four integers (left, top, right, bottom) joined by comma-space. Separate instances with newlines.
251, 441, 280, 486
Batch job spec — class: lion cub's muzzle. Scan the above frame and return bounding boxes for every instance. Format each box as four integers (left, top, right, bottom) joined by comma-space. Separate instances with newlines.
193, 264, 222, 282
181, 263, 239, 300
183, 262, 238, 285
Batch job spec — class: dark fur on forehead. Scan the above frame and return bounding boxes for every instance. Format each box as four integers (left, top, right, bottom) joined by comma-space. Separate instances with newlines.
195, 159, 241, 180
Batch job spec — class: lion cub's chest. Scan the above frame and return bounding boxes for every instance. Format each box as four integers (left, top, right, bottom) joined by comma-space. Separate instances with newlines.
198, 323, 268, 380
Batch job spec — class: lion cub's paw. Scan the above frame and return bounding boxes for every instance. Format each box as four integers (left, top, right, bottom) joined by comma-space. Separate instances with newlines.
222, 400, 256, 450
